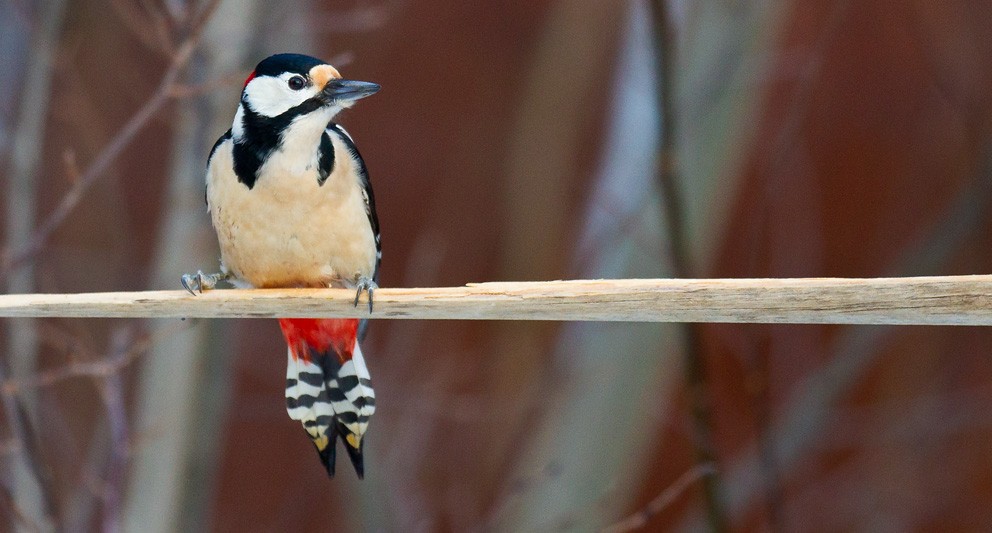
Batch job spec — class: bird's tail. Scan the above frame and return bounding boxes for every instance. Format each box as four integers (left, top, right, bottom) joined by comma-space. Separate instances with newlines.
279, 318, 376, 478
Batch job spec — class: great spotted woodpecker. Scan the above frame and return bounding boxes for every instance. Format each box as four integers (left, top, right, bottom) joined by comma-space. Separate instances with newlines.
182, 53, 381, 478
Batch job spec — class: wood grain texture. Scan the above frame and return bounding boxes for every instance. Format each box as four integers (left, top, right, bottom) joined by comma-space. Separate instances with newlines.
0, 276, 990, 324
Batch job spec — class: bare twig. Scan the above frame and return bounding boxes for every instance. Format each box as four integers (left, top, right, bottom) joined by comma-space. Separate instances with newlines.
0, 0, 223, 279
600, 463, 716, 533
0, 363, 55, 527
94, 329, 132, 533
107, 0, 171, 54
649, 2, 727, 531
0, 321, 186, 395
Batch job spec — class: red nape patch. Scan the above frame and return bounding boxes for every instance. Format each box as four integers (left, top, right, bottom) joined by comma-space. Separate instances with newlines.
278, 318, 359, 363
243, 69, 257, 88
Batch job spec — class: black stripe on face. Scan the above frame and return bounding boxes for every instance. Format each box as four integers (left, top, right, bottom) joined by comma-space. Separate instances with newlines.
233, 96, 328, 189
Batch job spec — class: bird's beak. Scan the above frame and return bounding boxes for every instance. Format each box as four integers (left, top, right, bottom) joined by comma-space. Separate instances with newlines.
322, 79, 380, 102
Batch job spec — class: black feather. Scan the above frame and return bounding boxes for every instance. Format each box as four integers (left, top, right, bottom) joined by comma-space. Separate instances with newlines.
253, 53, 325, 78
339, 420, 365, 480
315, 431, 337, 478
317, 132, 334, 186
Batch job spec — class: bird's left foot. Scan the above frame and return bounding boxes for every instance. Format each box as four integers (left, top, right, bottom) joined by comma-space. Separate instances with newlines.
353, 276, 377, 313
181, 270, 229, 295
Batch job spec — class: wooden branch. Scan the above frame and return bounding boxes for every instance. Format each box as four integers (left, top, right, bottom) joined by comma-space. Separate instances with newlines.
0, 276, 990, 324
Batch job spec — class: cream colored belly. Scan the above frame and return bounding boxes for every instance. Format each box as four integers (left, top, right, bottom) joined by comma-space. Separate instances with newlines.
207, 141, 375, 288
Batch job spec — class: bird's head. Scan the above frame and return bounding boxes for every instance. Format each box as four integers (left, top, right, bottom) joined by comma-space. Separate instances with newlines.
233, 53, 379, 142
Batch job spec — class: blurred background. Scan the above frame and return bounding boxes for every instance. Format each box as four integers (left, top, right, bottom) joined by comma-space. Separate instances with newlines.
2, 0, 992, 531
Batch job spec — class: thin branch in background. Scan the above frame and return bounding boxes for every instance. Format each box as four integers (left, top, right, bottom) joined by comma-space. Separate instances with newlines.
2, 0, 69, 528
0, 365, 55, 525
93, 328, 132, 533
600, 463, 716, 533
0, 3, 223, 529
0, 486, 42, 533
0, 0, 223, 280
107, 0, 174, 54
649, 1, 728, 531
698, 145, 992, 529
0, 318, 190, 532
743, 339, 784, 532
1, 320, 186, 396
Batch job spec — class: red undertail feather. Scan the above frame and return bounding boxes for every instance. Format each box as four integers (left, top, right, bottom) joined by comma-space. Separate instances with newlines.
278, 318, 374, 478
279, 318, 359, 363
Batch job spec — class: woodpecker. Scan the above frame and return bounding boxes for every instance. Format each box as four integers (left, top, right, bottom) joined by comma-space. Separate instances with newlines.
182, 53, 381, 478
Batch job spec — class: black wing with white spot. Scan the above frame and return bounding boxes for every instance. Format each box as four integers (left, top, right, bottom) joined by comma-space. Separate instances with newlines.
326, 123, 381, 282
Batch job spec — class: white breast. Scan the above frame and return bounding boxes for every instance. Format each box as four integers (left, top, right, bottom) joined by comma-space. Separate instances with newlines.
206, 132, 376, 288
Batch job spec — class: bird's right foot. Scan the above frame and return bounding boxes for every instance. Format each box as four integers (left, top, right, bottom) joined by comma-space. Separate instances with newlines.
353, 276, 378, 313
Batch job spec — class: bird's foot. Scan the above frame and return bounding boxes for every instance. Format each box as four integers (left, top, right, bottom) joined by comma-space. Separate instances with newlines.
181, 270, 228, 296
353, 276, 377, 313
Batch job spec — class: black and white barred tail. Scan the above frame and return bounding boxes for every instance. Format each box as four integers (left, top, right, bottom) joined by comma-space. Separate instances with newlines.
280, 318, 376, 478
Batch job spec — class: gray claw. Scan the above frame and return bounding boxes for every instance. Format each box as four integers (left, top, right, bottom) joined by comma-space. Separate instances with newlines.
353, 277, 378, 313
181, 273, 200, 296
181, 270, 226, 296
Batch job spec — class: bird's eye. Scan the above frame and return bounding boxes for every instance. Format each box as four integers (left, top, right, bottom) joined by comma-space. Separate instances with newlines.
288, 75, 307, 90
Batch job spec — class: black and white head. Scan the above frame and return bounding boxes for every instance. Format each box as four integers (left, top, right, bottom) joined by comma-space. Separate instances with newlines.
236, 53, 378, 130
228, 53, 379, 186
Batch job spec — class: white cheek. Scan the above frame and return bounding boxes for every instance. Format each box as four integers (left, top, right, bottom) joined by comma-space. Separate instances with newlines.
243, 74, 319, 117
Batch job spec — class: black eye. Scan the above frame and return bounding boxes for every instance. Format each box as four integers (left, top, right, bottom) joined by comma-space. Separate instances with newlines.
288, 75, 306, 90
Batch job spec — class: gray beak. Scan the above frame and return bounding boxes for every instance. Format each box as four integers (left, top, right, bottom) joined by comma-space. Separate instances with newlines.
322, 79, 381, 102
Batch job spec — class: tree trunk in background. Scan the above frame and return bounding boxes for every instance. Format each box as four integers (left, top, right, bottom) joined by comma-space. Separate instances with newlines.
121, 3, 264, 531
670, 1, 789, 271
491, 3, 680, 529
488, 0, 623, 511
3, 0, 68, 529
631, 2, 787, 529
